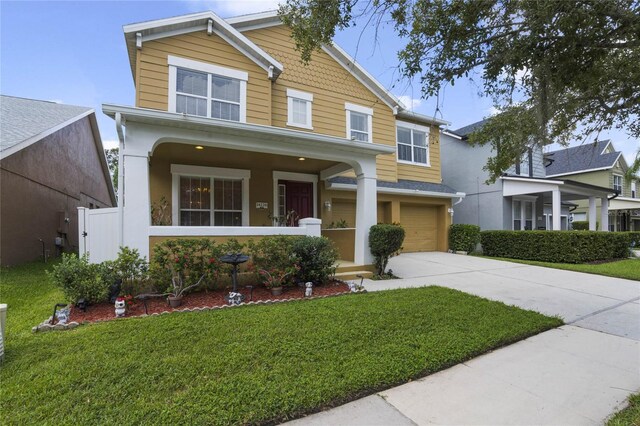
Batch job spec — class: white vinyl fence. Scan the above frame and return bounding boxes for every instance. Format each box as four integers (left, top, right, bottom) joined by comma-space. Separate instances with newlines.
78, 207, 119, 263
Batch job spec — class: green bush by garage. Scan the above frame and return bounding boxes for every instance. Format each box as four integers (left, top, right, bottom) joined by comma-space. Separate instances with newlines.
449, 224, 481, 253
480, 231, 629, 263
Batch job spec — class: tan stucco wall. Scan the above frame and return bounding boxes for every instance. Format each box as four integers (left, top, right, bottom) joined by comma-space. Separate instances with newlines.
0, 117, 114, 265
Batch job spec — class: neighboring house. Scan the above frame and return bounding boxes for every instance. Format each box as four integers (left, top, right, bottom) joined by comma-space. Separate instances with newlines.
92, 10, 463, 268
441, 120, 616, 231
546, 140, 640, 231
0, 95, 116, 266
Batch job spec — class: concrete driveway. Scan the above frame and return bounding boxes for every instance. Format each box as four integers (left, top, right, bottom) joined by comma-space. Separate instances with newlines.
287, 253, 640, 425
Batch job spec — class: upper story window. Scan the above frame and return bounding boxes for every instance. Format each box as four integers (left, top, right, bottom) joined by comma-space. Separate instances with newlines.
286, 89, 313, 129
396, 121, 430, 166
168, 56, 247, 122
515, 148, 533, 177
632, 180, 637, 198
345, 103, 373, 142
613, 174, 623, 193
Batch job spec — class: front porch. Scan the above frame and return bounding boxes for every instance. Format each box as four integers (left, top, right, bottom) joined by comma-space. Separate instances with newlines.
502, 176, 617, 231
104, 104, 395, 266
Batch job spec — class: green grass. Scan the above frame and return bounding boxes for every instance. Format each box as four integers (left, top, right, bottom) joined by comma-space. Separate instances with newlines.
608, 393, 640, 426
479, 256, 640, 281
0, 262, 562, 425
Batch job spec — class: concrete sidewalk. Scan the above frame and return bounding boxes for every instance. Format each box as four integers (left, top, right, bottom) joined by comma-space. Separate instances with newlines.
286, 253, 640, 425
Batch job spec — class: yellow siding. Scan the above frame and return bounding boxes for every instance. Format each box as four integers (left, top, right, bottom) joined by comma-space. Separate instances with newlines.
136, 32, 272, 125
243, 26, 398, 182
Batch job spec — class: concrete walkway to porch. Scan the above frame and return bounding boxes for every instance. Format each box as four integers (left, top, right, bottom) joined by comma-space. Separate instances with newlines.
286, 252, 640, 425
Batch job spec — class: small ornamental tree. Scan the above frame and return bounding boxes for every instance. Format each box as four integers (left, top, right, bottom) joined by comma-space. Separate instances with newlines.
369, 224, 405, 276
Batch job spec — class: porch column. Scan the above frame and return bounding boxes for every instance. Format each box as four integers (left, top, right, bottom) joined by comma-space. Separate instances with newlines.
600, 197, 609, 232
122, 152, 151, 259
552, 188, 561, 231
354, 166, 377, 265
588, 196, 597, 231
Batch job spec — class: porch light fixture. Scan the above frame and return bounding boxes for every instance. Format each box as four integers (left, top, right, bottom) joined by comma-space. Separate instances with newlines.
324, 201, 332, 211
195, 145, 204, 150
298, 157, 305, 161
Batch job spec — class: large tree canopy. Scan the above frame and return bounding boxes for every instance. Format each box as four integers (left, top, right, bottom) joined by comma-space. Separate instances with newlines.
280, 0, 640, 181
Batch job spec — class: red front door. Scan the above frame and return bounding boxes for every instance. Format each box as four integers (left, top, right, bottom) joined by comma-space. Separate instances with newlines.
283, 181, 313, 226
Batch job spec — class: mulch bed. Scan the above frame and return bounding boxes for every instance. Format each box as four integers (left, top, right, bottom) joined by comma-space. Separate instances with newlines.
70, 281, 350, 323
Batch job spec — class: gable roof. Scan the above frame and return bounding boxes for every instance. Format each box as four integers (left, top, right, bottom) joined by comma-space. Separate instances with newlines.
545, 140, 622, 177
0, 95, 117, 205
0, 95, 92, 159
123, 11, 284, 81
453, 119, 490, 138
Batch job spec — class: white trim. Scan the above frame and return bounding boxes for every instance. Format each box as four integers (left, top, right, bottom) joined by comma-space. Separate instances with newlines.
345, 102, 373, 115
0, 109, 93, 160
286, 89, 313, 130
150, 225, 310, 237
544, 213, 568, 231
345, 103, 373, 143
326, 181, 465, 199
167, 56, 247, 123
501, 176, 565, 185
512, 197, 536, 230
600, 140, 612, 155
546, 154, 622, 177
170, 164, 250, 226
613, 173, 624, 193
168, 56, 248, 81
286, 88, 313, 102
396, 121, 431, 167
142, 25, 208, 43
272, 171, 318, 220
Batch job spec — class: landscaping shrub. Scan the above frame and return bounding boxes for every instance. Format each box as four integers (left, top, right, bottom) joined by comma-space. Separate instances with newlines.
625, 231, 640, 248
150, 239, 225, 291
480, 231, 629, 263
49, 253, 109, 303
369, 223, 405, 275
292, 236, 338, 284
110, 246, 149, 295
571, 221, 590, 231
449, 224, 481, 252
248, 235, 301, 288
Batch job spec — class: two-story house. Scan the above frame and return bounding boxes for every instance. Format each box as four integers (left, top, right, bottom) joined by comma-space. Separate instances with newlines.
441, 120, 616, 232
546, 140, 640, 231
90, 10, 464, 268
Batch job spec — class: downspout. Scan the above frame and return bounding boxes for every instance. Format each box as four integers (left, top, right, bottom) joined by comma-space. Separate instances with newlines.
115, 112, 125, 248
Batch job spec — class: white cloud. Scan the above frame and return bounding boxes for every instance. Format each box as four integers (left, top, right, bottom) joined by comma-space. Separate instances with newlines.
186, 0, 281, 17
102, 139, 119, 150
487, 106, 501, 116
397, 95, 422, 110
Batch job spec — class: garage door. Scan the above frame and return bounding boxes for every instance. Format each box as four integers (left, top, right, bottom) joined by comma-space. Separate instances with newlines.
400, 204, 438, 252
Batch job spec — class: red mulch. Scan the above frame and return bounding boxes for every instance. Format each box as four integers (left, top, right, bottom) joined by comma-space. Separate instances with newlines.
70, 281, 350, 323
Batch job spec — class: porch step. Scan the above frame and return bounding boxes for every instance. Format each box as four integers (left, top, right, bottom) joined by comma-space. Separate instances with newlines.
334, 270, 374, 281
334, 262, 376, 273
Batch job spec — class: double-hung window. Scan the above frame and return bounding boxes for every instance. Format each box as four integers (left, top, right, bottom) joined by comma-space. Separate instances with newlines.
512, 198, 535, 230
168, 56, 247, 122
632, 180, 637, 198
171, 165, 250, 227
286, 88, 313, 129
345, 103, 373, 142
396, 122, 430, 166
613, 174, 623, 193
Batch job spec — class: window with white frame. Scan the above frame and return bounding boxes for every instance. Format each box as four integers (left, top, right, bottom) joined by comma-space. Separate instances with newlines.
613, 174, 623, 193
632, 180, 637, 198
512, 198, 536, 230
168, 56, 247, 122
396, 122, 430, 165
286, 89, 313, 129
171, 165, 250, 226
345, 103, 373, 142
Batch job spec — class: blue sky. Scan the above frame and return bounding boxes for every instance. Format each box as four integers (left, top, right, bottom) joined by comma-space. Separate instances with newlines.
1, 0, 636, 164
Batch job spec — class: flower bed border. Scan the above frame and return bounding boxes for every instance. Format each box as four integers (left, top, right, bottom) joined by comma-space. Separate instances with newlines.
32, 288, 367, 332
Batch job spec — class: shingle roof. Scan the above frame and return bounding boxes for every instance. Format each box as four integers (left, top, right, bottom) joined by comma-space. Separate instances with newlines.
0, 95, 92, 153
329, 176, 459, 194
453, 119, 490, 138
545, 140, 621, 176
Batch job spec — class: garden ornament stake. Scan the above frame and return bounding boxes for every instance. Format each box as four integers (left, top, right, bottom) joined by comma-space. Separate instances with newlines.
49, 303, 68, 325
304, 282, 313, 297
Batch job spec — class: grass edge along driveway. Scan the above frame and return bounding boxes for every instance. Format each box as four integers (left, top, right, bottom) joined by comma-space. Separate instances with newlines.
1, 262, 562, 425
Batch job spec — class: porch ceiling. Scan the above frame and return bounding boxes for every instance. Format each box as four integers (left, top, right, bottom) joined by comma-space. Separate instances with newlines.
152, 143, 340, 174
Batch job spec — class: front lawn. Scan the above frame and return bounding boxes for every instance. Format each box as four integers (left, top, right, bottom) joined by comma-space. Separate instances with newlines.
481, 257, 640, 281
1, 262, 561, 425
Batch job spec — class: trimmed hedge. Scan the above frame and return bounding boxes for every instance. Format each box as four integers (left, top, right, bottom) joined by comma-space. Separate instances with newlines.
370, 224, 405, 275
626, 231, 640, 248
449, 224, 481, 252
481, 231, 629, 263
571, 221, 590, 231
